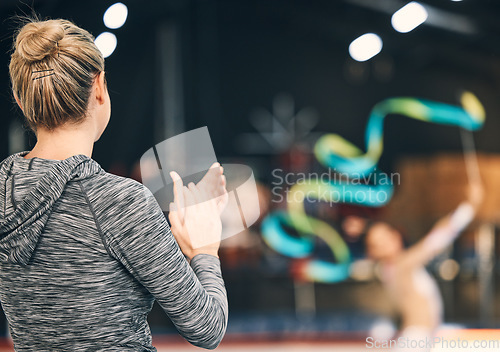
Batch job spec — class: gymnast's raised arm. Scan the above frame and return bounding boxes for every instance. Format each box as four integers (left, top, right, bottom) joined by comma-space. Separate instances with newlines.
402, 180, 483, 267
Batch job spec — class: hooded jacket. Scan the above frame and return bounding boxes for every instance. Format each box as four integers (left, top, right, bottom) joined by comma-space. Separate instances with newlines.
0, 152, 228, 351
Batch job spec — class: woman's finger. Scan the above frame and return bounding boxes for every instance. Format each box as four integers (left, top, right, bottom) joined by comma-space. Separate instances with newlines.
198, 163, 224, 196
170, 171, 185, 219
199, 163, 220, 187
219, 174, 227, 194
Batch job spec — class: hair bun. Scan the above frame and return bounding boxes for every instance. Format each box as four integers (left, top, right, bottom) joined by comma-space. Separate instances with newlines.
15, 20, 65, 63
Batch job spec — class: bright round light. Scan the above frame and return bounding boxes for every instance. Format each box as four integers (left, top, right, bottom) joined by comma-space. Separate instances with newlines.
348, 33, 383, 62
103, 3, 128, 29
391, 2, 428, 33
95, 32, 117, 58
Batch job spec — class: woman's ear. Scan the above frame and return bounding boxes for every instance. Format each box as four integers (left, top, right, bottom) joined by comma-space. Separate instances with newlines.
95, 71, 107, 104
14, 93, 23, 112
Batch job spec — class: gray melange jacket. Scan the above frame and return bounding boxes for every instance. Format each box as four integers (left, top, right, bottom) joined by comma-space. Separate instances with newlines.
0, 152, 228, 351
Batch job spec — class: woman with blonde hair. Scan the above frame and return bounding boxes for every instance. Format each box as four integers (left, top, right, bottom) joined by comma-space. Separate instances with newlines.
1, 17, 228, 351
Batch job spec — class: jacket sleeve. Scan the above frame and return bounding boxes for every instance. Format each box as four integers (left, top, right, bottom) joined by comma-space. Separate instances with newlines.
94, 179, 228, 349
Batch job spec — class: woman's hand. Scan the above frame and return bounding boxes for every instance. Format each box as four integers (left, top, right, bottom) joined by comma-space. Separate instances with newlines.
168, 164, 228, 260
196, 162, 228, 214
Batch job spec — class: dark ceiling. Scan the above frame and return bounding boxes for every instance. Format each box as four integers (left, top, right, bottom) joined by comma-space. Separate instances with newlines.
1, 0, 500, 174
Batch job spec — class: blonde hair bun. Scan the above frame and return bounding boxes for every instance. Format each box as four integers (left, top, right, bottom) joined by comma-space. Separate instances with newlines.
9, 18, 105, 131
15, 20, 65, 63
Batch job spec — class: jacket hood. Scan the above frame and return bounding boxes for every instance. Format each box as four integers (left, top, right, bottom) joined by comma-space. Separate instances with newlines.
0, 152, 102, 265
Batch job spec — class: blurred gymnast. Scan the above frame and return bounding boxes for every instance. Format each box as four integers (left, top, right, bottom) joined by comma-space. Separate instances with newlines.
346, 180, 483, 350
0, 17, 228, 351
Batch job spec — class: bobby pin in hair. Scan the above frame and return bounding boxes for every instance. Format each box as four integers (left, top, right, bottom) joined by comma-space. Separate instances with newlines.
33, 73, 55, 80
32, 69, 55, 80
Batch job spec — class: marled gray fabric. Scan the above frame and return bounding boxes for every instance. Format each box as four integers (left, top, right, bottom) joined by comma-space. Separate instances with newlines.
0, 152, 228, 351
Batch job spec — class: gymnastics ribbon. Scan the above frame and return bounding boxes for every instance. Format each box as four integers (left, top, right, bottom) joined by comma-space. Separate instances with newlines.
262, 92, 485, 283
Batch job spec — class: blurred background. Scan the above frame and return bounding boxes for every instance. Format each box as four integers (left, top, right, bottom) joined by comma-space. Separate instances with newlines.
1, 0, 500, 350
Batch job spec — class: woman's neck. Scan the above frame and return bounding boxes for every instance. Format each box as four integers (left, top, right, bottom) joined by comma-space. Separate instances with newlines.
24, 124, 95, 161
